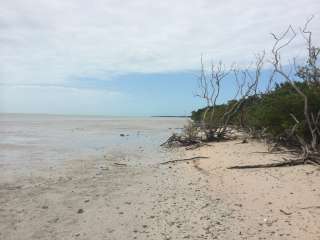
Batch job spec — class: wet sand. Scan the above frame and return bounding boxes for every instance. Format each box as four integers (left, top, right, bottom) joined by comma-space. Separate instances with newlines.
1, 114, 319, 239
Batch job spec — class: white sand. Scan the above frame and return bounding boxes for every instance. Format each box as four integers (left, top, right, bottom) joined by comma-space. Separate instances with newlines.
1, 139, 319, 239
186, 140, 320, 239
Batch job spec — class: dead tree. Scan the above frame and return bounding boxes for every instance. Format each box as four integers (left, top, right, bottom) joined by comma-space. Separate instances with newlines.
219, 52, 265, 134
227, 18, 320, 170
196, 57, 229, 125
194, 52, 264, 141
270, 17, 320, 163
297, 16, 320, 87
196, 57, 230, 140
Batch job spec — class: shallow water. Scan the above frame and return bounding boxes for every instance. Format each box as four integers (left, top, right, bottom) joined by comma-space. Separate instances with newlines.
0, 114, 187, 169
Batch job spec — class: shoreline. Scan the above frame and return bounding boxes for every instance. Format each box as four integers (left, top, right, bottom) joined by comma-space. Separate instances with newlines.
1, 138, 319, 239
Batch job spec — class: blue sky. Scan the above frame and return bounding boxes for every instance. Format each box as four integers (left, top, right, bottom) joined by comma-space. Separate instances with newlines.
0, 68, 280, 116
0, 71, 205, 116
0, 0, 319, 116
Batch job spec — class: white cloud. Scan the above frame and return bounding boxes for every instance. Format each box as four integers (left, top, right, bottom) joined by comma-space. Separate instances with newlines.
0, 0, 319, 86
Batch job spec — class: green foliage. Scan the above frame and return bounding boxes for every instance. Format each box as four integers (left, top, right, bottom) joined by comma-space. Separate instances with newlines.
191, 104, 227, 127
247, 82, 320, 138
191, 81, 320, 142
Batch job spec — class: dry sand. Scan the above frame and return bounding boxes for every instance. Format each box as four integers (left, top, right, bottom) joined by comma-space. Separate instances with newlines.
1, 137, 320, 239
187, 140, 320, 239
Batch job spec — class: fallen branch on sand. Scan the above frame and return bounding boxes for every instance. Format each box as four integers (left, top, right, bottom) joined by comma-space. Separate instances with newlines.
227, 157, 320, 169
160, 156, 209, 165
280, 209, 292, 215
113, 163, 127, 166
250, 150, 299, 155
300, 206, 320, 210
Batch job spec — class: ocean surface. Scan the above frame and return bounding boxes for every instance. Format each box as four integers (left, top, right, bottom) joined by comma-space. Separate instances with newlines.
0, 114, 187, 169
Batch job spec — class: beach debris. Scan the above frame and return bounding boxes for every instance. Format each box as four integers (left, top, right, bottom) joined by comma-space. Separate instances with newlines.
77, 208, 84, 214
201, 203, 210, 209
300, 205, 320, 210
160, 156, 209, 165
100, 166, 109, 170
48, 217, 59, 223
5, 185, 22, 190
263, 218, 277, 227
160, 133, 202, 148
113, 163, 127, 166
280, 209, 292, 215
236, 139, 248, 144
119, 133, 129, 137
227, 158, 307, 169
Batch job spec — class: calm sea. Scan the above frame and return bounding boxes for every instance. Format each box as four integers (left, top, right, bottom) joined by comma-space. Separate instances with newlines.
0, 114, 187, 168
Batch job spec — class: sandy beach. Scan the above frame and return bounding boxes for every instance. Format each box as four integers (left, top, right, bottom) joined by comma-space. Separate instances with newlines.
0, 115, 319, 240
1, 0, 319, 239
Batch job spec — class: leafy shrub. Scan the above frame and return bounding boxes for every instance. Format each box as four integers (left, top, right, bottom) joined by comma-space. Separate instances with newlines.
192, 81, 320, 143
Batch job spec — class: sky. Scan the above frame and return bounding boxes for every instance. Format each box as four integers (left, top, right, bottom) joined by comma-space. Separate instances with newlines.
0, 0, 319, 116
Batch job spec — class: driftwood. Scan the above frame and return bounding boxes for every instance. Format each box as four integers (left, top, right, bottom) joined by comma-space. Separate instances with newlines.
160, 156, 209, 165
113, 163, 127, 166
227, 159, 306, 169
161, 128, 235, 149
160, 134, 202, 148
250, 150, 299, 155
280, 209, 292, 215
227, 156, 320, 169
300, 206, 320, 210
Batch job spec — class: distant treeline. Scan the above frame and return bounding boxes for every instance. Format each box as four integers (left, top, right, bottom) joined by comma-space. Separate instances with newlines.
152, 116, 191, 118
